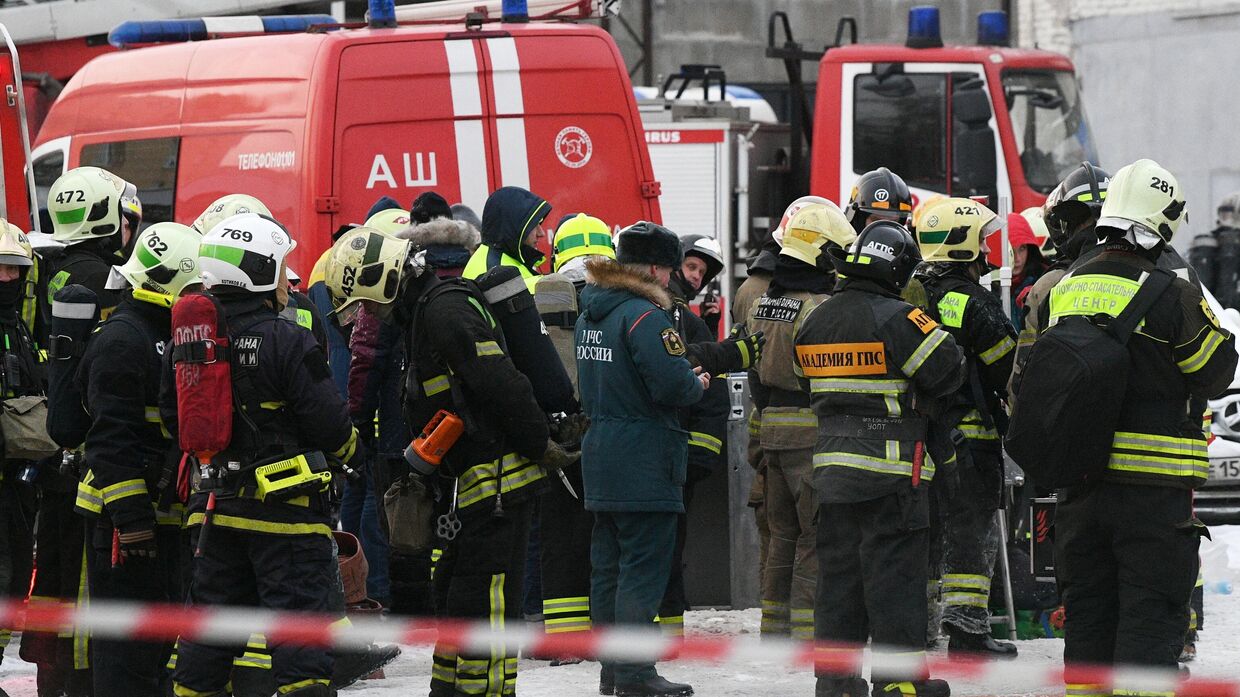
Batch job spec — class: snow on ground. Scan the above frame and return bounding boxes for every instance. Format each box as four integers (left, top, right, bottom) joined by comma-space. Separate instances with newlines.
5, 527, 1240, 696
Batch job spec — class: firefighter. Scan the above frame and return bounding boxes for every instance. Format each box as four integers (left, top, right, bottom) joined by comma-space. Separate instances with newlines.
533, 213, 614, 651
844, 167, 914, 235
190, 193, 272, 235
0, 221, 43, 679
668, 234, 725, 336
24, 165, 143, 696
746, 202, 855, 640
576, 221, 707, 697
463, 186, 551, 291
734, 196, 830, 597
1033, 160, 1236, 692
324, 226, 573, 697
912, 197, 1019, 659
657, 231, 760, 641
1009, 162, 1112, 400
167, 213, 365, 697
1188, 192, 1240, 308
797, 221, 964, 697
73, 222, 201, 695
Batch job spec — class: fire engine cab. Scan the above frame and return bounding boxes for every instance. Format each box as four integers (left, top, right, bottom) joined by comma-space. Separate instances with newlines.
28, 1, 658, 274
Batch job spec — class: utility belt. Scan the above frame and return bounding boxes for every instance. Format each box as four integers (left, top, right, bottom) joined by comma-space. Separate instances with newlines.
819, 415, 928, 441
196, 450, 332, 504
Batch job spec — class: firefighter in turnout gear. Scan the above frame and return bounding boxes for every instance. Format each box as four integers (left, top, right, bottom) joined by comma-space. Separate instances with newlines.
747, 202, 855, 640
734, 196, 831, 596
844, 168, 914, 235
912, 198, 1019, 658
325, 226, 562, 697
75, 222, 201, 696
797, 220, 965, 697
167, 214, 364, 697
1031, 160, 1236, 692
23, 165, 143, 696
1009, 162, 1111, 399
0, 222, 44, 680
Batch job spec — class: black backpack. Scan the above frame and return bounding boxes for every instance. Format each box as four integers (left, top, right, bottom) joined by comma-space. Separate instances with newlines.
1005, 268, 1174, 488
45, 284, 102, 450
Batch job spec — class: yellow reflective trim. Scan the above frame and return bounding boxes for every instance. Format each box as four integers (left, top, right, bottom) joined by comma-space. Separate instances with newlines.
900, 329, 948, 376
332, 428, 359, 462
423, 374, 450, 397
1049, 273, 1141, 322
542, 596, 590, 613
75, 481, 104, 514
942, 591, 989, 607
942, 573, 990, 590
101, 478, 149, 505
1107, 454, 1209, 478
1112, 431, 1207, 458
432, 664, 457, 683
1065, 684, 1110, 697
173, 684, 223, 697
475, 340, 503, 357
489, 573, 506, 694
233, 652, 273, 669
259, 401, 286, 410
278, 678, 330, 694
762, 411, 817, 427
185, 512, 333, 537
144, 406, 163, 424
688, 431, 723, 454
812, 452, 933, 480
544, 618, 592, 633
979, 335, 1016, 365
1178, 329, 1226, 374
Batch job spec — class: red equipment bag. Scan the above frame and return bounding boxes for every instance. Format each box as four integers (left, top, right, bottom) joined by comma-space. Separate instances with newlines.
171, 290, 233, 457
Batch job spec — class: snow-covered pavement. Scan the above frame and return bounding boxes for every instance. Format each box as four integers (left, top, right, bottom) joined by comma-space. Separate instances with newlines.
5, 528, 1240, 696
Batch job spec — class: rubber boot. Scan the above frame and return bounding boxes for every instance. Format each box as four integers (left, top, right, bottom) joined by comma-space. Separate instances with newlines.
331, 643, 401, 689
1179, 630, 1197, 663
600, 664, 615, 696
615, 675, 694, 697
945, 625, 1018, 659
872, 679, 951, 697
817, 676, 869, 697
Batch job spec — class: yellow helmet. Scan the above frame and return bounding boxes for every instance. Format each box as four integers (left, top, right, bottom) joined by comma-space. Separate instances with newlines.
779, 202, 856, 266
910, 193, 947, 233
553, 213, 614, 271
0, 218, 33, 267
915, 197, 1002, 263
324, 227, 411, 313
191, 194, 272, 235
364, 208, 413, 235
49, 166, 142, 244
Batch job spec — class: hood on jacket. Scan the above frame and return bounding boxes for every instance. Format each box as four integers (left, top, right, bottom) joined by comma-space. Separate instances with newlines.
747, 235, 782, 275
481, 186, 550, 266
580, 258, 671, 321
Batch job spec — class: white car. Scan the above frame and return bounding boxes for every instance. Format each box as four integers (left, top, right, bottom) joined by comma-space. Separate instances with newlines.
1203, 297, 1240, 524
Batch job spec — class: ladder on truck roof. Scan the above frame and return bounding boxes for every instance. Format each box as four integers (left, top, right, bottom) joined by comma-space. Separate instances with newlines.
0, 0, 295, 44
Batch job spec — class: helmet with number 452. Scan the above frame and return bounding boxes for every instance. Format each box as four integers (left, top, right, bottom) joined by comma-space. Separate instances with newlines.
198, 213, 296, 293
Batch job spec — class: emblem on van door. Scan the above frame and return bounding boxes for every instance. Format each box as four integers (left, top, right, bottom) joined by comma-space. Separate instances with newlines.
555, 127, 593, 169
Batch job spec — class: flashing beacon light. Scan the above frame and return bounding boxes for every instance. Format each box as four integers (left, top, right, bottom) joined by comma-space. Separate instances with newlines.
906, 6, 944, 49
368, 0, 397, 28
502, 0, 530, 22
108, 15, 337, 48
977, 10, 1010, 47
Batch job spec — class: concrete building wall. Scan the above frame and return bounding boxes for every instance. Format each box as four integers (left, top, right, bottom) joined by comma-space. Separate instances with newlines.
611, 0, 1009, 87
1025, 2, 1240, 245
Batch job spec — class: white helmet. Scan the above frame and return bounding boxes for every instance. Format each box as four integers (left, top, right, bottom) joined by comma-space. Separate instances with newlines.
1096, 159, 1187, 249
773, 195, 832, 246
191, 194, 273, 235
113, 222, 201, 298
49, 166, 142, 244
199, 213, 296, 293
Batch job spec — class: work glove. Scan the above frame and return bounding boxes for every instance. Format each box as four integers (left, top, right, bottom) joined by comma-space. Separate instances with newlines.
550, 412, 590, 448
539, 438, 581, 471
117, 522, 158, 561
724, 329, 765, 371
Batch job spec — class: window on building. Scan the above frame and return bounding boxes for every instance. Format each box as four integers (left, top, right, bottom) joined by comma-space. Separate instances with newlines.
853, 72, 947, 191
80, 137, 180, 228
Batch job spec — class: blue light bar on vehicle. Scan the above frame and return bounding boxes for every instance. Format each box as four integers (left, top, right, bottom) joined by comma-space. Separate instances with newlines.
906, 6, 943, 49
502, 0, 530, 22
108, 15, 337, 49
977, 11, 1010, 47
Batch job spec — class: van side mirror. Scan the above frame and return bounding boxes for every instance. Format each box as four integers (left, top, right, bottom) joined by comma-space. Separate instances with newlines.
952, 82, 997, 198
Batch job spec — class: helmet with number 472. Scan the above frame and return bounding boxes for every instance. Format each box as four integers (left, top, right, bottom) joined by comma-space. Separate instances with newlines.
198, 213, 296, 293
48, 166, 142, 244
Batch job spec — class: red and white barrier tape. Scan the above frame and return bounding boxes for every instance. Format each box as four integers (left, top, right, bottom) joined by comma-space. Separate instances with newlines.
2, 599, 1237, 696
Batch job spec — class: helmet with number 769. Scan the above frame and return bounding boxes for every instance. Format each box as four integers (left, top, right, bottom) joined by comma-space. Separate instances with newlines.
198, 213, 296, 293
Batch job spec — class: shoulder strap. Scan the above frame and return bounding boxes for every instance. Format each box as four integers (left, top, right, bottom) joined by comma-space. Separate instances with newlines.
1107, 268, 1174, 342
